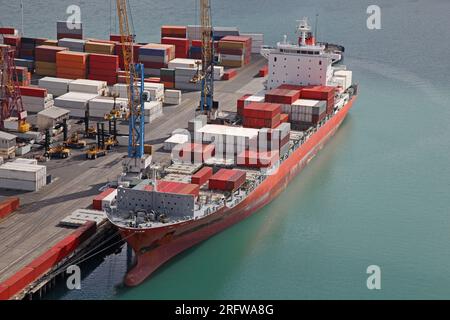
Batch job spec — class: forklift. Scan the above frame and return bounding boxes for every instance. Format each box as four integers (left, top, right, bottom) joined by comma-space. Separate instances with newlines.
104, 114, 119, 151
84, 109, 97, 139
65, 132, 87, 149
86, 123, 108, 160
44, 126, 71, 159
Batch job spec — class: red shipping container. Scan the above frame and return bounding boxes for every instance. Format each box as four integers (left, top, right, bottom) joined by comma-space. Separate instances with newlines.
0, 197, 19, 219
57, 33, 83, 40
1, 267, 36, 299
0, 283, 10, 300
223, 69, 237, 80
191, 40, 202, 47
178, 143, 215, 163
93, 188, 115, 211
156, 181, 199, 198
19, 86, 47, 98
161, 37, 189, 58
89, 53, 119, 68
161, 26, 187, 38
110, 34, 133, 42
144, 77, 161, 83
280, 113, 289, 123
237, 150, 279, 168
0, 27, 16, 35
35, 45, 68, 62
259, 65, 268, 77
265, 88, 301, 105
191, 166, 213, 185
243, 114, 281, 129
243, 102, 281, 120
209, 169, 246, 192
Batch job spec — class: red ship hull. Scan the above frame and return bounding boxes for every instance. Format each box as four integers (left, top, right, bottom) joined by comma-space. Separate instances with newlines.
119, 97, 356, 286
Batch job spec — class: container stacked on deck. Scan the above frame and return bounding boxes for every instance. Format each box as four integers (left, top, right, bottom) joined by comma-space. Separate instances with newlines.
164, 89, 182, 105
56, 51, 89, 79
237, 92, 265, 116
38, 77, 73, 97
88, 96, 128, 118
2, 36, 21, 57
34, 45, 68, 76
57, 21, 83, 40
0, 160, 47, 191
287, 99, 327, 128
153, 180, 200, 199
187, 25, 202, 43
13, 66, 31, 86
237, 150, 279, 168
138, 43, 175, 76
19, 86, 53, 113
93, 188, 117, 211
191, 166, 213, 186
240, 33, 264, 54
88, 53, 119, 85
85, 41, 115, 55
176, 143, 216, 164
161, 37, 189, 59
300, 86, 336, 115
257, 122, 291, 156
58, 38, 87, 52
160, 68, 176, 88
209, 169, 246, 192
243, 103, 281, 129
218, 36, 252, 68
333, 70, 353, 91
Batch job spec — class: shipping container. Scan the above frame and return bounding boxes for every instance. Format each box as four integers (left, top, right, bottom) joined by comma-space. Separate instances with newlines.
209, 169, 246, 192
191, 166, 213, 185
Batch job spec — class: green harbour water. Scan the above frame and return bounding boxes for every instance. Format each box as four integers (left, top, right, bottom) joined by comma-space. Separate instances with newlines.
1, 0, 450, 299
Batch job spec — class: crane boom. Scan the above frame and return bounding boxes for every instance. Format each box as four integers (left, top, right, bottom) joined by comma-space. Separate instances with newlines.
116, 0, 145, 159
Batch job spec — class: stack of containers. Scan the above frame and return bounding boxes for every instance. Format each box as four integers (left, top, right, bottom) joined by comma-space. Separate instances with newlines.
265, 86, 302, 115
2, 36, 21, 57
19, 37, 46, 60
191, 166, 213, 185
237, 150, 279, 168
13, 66, 31, 86
243, 103, 281, 129
155, 180, 200, 199
110, 34, 133, 42
57, 21, 83, 40
69, 79, 107, 95
14, 58, 35, 72
288, 99, 327, 126
164, 89, 182, 105
88, 53, 119, 85
0, 27, 18, 36
88, 97, 128, 118
208, 169, 246, 192
35, 45, 68, 76
115, 43, 141, 70
161, 26, 187, 39
54, 92, 99, 118
0, 161, 47, 191
177, 143, 215, 164
240, 33, 264, 54
187, 25, 202, 43
212, 27, 240, 41
138, 43, 175, 76
19, 86, 53, 113
218, 36, 252, 68
56, 51, 89, 79
112, 82, 163, 101
168, 58, 201, 91
38, 77, 73, 97
161, 37, 189, 58
237, 92, 265, 116
300, 86, 336, 115
258, 123, 291, 156
189, 40, 202, 59
85, 41, 115, 55
160, 68, 176, 88
142, 101, 163, 123
58, 38, 87, 52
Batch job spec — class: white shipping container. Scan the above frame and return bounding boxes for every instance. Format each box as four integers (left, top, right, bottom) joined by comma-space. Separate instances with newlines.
0, 178, 41, 191
168, 58, 201, 69
55, 92, 98, 110
69, 79, 107, 94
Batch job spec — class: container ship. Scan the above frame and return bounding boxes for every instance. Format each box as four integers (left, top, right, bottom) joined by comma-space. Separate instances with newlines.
106, 18, 357, 286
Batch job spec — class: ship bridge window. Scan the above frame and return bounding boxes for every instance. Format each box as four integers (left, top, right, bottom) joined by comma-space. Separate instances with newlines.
319, 61, 322, 65
274, 57, 277, 62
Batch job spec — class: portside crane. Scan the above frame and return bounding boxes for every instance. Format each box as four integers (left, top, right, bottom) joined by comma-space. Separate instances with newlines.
0, 44, 30, 133
191, 0, 218, 121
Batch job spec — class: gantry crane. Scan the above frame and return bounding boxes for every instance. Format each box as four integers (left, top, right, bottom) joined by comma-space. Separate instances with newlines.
0, 44, 30, 133
191, 0, 218, 120
116, 0, 145, 160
